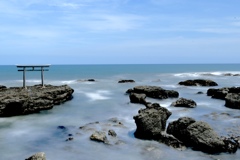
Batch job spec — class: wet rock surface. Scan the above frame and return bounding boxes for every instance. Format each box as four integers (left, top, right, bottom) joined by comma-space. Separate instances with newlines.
133, 106, 172, 139
207, 87, 240, 109
0, 84, 74, 117
179, 79, 218, 86
127, 85, 179, 99
171, 98, 197, 108
166, 117, 238, 153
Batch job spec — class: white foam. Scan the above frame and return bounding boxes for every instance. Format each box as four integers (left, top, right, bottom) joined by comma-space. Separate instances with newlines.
84, 90, 111, 101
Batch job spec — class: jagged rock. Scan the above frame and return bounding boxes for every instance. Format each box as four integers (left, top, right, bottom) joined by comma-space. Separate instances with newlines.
127, 85, 179, 99
0, 84, 74, 117
207, 87, 240, 109
155, 133, 186, 150
179, 79, 218, 86
167, 117, 238, 153
118, 79, 135, 83
145, 103, 161, 108
129, 93, 147, 104
108, 129, 117, 137
25, 152, 46, 160
171, 98, 197, 108
133, 106, 172, 139
90, 131, 109, 144
207, 87, 229, 100
225, 93, 240, 109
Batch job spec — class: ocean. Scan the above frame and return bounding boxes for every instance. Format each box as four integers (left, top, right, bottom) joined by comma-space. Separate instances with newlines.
0, 64, 240, 160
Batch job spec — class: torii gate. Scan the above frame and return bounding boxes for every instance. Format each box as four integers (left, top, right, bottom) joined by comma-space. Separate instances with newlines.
16, 64, 50, 88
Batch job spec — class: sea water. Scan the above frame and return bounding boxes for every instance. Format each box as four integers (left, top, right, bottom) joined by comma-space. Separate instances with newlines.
0, 64, 240, 160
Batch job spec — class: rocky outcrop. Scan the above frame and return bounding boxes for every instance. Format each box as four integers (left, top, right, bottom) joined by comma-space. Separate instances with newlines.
118, 79, 135, 83
133, 106, 172, 139
129, 93, 147, 104
207, 87, 240, 109
127, 85, 179, 99
167, 117, 238, 153
179, 79, 218, 86
0, 84, 74, 117
133, 106, 185, 149
225, 93, 240, 109
25, 152, 46, 160
171, 98, 197, 108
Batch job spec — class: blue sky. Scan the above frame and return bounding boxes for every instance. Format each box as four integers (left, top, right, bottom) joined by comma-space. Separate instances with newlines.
1, 0, 240, 64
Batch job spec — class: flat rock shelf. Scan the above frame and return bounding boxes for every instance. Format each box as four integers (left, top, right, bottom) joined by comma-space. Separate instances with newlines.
0, 84, 74, 117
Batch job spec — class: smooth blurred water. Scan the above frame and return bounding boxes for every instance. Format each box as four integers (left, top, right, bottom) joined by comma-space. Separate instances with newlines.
0, 64, 240, 160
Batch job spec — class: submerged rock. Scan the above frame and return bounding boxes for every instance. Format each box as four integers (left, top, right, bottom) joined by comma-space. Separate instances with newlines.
127, 85, 179, 99
167, 117, 238, 153
90, 131, 109, 144
118, 79, 135, 83
25, 152, 46, 160
0, 84, 74, 117
171, 98, 197, 108
179, 79, 218, 86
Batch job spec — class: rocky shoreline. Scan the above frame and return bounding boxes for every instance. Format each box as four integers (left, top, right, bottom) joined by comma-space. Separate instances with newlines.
1, 78, 240, 159
0, 84, 74, 117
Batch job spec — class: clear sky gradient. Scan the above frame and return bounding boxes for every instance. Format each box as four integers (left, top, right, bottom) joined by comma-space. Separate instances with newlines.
1, 0, 240, 64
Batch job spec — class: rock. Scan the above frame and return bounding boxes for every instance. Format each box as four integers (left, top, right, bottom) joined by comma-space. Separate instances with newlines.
207, 88, 229, 100
129, 93, 147, 104
155, 133, 186, 150
133, 106, 172, 139
171, 98, 197, 108
108, 129, 117, 137
196, 91, 204, 94
25, 152, 46, 160
0, 85, 7, 90
145, 103, 161, 108
90, 131, 109, 144
225, 93, 240, 109
207, 87, 240, 109
167, 117, 238, 153
77, 79, 96, 82
179, 79, 218, 86
0, 84, 74, 117
127, 85, 179, 99
118, 79, 135, 83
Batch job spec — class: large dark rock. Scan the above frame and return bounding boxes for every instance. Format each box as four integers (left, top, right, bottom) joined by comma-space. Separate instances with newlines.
207, 87, 240, 109
127, 85, 179, 99
179, 79, 218, 86
133, 106, 172, 139
225, 93, 240, 109
129, 93, 147, 104
0, 84, 74, 117
171, 98, 197, 108
167, 117, 238, 153
133, 106, 186, 149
